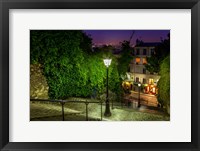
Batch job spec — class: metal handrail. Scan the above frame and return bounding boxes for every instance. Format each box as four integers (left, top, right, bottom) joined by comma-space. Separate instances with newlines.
30, 99, 103, 121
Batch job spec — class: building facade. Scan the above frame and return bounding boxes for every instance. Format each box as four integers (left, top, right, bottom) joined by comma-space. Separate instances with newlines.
124, 42, 161, 95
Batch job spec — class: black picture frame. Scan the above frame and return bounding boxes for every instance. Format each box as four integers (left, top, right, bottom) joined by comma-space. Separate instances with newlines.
0, 0, 199, 150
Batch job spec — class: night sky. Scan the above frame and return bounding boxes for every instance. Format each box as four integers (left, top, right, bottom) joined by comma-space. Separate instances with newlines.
84, 30, 169, 46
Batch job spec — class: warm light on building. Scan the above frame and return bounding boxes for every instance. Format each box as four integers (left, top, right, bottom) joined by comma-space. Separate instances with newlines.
144, 85, 158, 95
122, 81, 133, 90
135, 57, 140, 64
143, 58, 147, 64
125, 42, 161, 96
149, 79, 154, 84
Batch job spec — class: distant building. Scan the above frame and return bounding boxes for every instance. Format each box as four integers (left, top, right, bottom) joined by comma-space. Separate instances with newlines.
123, 42, 161, 95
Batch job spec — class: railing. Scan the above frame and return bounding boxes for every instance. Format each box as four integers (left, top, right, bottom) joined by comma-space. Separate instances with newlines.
30, 99, 103, 121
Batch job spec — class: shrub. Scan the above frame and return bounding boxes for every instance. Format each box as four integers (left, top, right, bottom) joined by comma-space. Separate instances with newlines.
157, 55, 170, 114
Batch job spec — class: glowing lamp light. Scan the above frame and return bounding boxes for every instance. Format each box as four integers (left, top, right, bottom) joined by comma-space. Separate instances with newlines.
138, 83, 141, 87
103, 59, 112, 67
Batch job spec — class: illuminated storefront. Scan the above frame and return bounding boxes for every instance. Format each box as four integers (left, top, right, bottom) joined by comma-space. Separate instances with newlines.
144, 84, 158, 95
122, 81, 133, 91
143, 79, 158, 95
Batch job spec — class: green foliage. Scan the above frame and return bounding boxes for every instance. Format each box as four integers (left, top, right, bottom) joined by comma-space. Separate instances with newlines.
30, 30, 121, 100
157, 55, 170, 113
92, 45, 115, 53
145, 56, 160, 73
117, 41, 133, 77
99, 90, 117, 102
31, 30, 89, 99
145, 33, 170, 73
108, 56, 122, 101
143, 33, 170, 113
87, 50, 122, 101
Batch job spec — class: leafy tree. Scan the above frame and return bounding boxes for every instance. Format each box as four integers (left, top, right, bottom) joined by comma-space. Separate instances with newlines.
80, 32, 93, 54
117, 40, 134, 77
157, 55, 170, 114
87, 50, 121, 101
31, 30, 92, 98
145, 33, 170, 73
30, 30, 121, 100
142, 33, 170, 113
92, 45, 115, 54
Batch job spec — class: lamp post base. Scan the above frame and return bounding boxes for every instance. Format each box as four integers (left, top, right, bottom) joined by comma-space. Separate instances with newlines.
104, 112, 111, 117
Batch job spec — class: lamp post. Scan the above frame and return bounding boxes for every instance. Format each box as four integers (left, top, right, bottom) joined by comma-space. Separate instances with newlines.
103, 59, 112, 117
138, 83, 141, 108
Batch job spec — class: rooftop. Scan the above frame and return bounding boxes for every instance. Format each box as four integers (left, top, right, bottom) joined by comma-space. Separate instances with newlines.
135, 42, 161, 47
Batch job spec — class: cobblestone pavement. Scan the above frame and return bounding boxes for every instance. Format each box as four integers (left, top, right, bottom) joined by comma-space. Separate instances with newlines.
30, 102, 84, 119
127, 91, 159, 107
30, 101, 170, 121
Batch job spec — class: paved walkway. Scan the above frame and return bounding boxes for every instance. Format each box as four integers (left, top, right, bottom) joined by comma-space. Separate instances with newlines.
30, 101, 169, 121
125, 91, 158, 107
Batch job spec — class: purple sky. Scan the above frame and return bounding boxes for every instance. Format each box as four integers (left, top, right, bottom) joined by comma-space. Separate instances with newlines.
84, 30, 169, 46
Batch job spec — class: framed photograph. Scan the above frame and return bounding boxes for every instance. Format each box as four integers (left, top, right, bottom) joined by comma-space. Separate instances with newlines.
1, 0, 199, 151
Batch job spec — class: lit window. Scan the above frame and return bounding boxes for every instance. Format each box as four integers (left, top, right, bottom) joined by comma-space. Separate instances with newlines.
143, 58, 147, 64
147, 86, 149, 92
152, 87, 156, 93
149, 79, 154, 84
135, 58, 140, 64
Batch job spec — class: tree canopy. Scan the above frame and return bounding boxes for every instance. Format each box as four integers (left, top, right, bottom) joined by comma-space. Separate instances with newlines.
145, 33, 170, 73
157, 55, 170, 113
143, 33, 170, 113
117, 40, 134, 77
30, 30, 121, 99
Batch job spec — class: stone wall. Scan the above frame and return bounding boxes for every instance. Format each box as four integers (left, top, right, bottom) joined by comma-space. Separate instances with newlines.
30, 64, 49, 99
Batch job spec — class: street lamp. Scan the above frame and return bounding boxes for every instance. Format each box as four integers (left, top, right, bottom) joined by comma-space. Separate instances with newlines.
103, 58, 112, 117
138, 83, 141, 108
